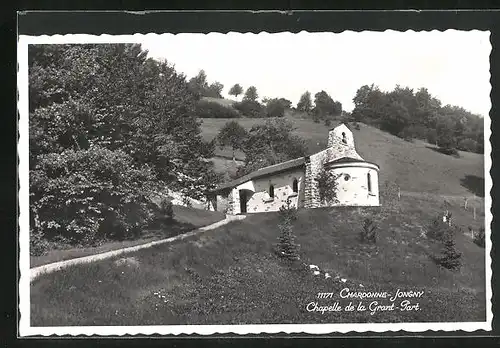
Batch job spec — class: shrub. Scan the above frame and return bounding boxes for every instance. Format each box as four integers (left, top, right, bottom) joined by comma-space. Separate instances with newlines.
265, 98, 285, 118
426, 217, 454, 242
233, 100, 266, 118
194, 100, 240, 118
158, 198, 174, 227
353, 122, 361, 130
398, 128, 414, 142
431, 237, 462, 271
426, 129, 438, 145
275, 198, 300, 261
457, 138, 479, 153
360, 217, 378, 244
473, 226, 485, 248
29, 147, 159, 251
437, 147, 460, 158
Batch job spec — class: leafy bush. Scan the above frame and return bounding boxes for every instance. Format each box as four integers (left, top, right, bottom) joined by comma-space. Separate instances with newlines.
360, 217, 378, 244
194, 100, 240, 118
29, 147, 159, 252
265, 98, 285, 118
426, 216, 462, 270
437, 147, 460, 158
275, 198, 300, 261
426, 129, 438, 145
431, 238, 462, 271
473, 226, 485, 248
457, 138, 479, 153
233, 100, 266, 118
158, 198, 174, 228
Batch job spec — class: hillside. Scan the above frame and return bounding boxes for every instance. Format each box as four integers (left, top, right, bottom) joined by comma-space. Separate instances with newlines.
31, 192, 486, 325
201, 117, 485, 198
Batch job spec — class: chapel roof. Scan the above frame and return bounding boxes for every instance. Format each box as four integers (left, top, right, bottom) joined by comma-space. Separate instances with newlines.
212, 157, 306, 192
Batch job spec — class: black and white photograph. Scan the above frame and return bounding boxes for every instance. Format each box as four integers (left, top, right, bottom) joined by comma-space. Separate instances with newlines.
18, 27, 492, 335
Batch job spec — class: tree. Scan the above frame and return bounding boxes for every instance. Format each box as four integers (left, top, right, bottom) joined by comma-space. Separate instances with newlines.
432, 237, 462, 270
217, 121, 248, 162
187, 69, 209, 96
315, 168, 340, 205
239, 119, 308, 176
380, 101, 411, 136
265, 98, 286, 118
312, 90, 342, 122
233, 100, 265, 118
228, 83, 243, 98
29, 44, 219, 249
296, 91, 312, 113
243, 86, 259, 102
207, 81, 224, 98
275, 198, 300, 261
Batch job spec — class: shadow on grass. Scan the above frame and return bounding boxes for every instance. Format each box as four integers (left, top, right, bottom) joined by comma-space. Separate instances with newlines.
145, 220, 197, 239
425, 146, 461, 158
460, 175, 485, 197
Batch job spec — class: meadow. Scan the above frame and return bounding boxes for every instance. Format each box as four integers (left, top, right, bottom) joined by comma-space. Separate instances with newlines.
31, 192, 485, 326
202, 114, 485, 198
30, 102, 486, 326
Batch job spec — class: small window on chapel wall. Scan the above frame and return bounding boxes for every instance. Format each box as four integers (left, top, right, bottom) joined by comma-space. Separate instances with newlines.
269, 184, 275, 198
367, 172, 372, 193
341, 132, 347, 144
292, 178, 299, 193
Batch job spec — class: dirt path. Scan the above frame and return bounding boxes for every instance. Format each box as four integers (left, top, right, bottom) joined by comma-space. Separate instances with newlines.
30, 215, 246, 283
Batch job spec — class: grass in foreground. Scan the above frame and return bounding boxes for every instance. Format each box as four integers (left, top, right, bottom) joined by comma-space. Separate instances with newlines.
30, 206, 225, 268
31, 193, 486, 326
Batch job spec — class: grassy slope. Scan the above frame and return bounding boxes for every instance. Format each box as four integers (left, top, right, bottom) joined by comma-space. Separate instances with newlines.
202, 116, 484, 197
30, 206, 225, 268
31, 193, 485, 325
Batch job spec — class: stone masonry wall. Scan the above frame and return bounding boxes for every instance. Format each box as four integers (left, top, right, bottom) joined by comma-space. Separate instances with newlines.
304, 125, 366, 208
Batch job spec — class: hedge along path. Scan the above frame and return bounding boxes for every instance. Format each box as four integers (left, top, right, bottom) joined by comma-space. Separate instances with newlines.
30, 214, 247, 283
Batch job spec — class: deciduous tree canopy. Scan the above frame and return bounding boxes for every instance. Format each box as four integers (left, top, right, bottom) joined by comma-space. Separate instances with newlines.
29, 44, 219, 250
351, 84, 484, 154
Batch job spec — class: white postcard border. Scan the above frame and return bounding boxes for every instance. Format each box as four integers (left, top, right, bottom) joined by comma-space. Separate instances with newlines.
18, 32, 493, 336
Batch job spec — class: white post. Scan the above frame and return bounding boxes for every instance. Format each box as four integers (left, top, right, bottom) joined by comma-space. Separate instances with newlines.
397, 186, 401, 200
473, 206, 476, 220
464, 197, 468, 210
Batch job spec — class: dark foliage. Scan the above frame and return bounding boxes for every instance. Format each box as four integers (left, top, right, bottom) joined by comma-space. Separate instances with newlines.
275, 198, 300, 261
236, 119, 308, 177
265, 98, 286, 118
195, 100, 240, 118
233, 100, 266, 118
352, 84, 484, 154
426, 216, 455, 242
460, 175, 485, 197
473, 226, 485, 248
360, 217, 378, 244
315, 169, 339, 205
432, 238, 462, 271
29, 44, 218, 252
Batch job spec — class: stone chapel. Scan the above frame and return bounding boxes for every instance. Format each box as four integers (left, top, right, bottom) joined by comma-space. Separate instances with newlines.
207, 123, 380, 214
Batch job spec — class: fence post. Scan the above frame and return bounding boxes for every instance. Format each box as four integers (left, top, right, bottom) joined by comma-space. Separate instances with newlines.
464, 197, 468, 210
473, 206, 476, 220
397, 186, 401, 200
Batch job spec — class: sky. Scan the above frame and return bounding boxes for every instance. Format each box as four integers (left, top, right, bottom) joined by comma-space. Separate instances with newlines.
140, 30, 491, 117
